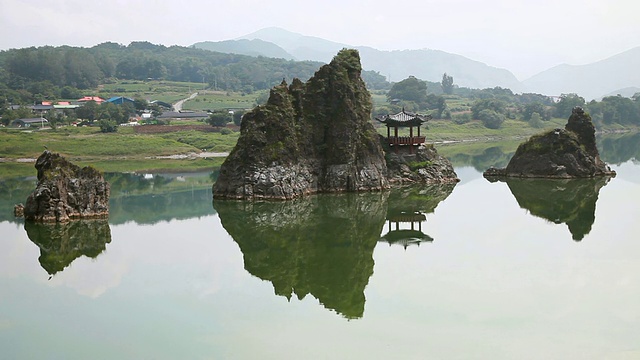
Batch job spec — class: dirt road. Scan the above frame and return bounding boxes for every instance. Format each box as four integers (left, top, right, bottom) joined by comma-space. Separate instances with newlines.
172, 92, 199, 111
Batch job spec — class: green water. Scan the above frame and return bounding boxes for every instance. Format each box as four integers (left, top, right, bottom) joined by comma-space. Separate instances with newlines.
1, 136, 640, 359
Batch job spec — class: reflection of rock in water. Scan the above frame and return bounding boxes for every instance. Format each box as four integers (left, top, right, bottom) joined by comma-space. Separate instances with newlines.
380, 184, 455, 248
24, 220, 112, 275
214, 192, 388, 319
503, 177, 610, 241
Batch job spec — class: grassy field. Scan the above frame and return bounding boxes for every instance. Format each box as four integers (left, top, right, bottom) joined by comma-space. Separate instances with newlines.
375, 117, 568, 142
98, 80, 206, 104
436, 138, 521, 161
370, 92, 388, 107
0, 157, 224, 179
94, 79, 267, 110
3, 79, 635, 180
0, 126, 239, 158
182, 90, 265, 111
0, 115, 562, 180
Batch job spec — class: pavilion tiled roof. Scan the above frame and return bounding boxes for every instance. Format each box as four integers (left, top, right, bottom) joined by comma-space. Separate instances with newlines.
375, 108, 431, 127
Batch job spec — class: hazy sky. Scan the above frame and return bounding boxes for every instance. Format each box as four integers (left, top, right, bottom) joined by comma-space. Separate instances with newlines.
1, 0, 639, 80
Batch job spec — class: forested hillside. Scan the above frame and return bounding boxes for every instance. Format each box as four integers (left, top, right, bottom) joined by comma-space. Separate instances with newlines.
0, 42, 388, 105
0, 41, 638, 132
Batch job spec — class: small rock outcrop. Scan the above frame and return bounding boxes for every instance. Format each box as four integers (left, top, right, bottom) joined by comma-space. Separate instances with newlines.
213, 49, 389, 200
484, 107, 616, 178
23, 151, 110, 222
384, 142, 459, 184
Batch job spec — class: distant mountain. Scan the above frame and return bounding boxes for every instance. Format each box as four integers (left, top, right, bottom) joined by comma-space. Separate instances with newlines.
238, 27, 346, 63
523, 47, 640, 100
238, 27, 523, 91
600, 86, 640, 99
206, 27, 640, 98
355, 46, 522, 91
192, 39, 295, 60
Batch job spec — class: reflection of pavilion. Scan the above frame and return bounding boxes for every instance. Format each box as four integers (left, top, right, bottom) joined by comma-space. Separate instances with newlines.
379, 210, 433, 249
376, 108, 431, 154
215, 185, 455, 319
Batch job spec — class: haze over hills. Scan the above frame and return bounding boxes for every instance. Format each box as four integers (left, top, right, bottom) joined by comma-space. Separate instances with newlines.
601, 87, 640, 99
238, 27, 344, 63
193, 27, 640, 100
354, 46, 521, 91
232, 27, 524, 92
522, 46, 640, 100
193, 39, 295, 61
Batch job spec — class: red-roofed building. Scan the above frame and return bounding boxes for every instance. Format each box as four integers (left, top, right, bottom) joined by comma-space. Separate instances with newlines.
77, 96, 105, 103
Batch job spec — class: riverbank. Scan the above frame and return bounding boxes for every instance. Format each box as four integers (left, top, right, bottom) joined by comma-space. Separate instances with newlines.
2, 119, 638, 179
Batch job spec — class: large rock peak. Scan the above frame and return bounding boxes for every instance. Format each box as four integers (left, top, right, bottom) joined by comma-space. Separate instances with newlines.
565, 106, 598, 159
214, 49, 389, 200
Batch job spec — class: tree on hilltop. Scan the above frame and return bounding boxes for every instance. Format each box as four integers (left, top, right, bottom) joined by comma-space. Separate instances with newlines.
441, 73, 454, 95
387, 76, 427, 105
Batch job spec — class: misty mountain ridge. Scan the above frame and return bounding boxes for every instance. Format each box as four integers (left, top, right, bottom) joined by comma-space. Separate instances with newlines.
193, 27, 640, 99
233, 27, 523, 92
238, 26, 346, 63
192, 39, 296, 60
601, 87, 640, 99
523, 46, 640, 100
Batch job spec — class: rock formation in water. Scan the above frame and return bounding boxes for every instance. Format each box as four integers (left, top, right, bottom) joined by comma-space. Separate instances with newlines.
483, 107, 616, 178
214, 49, 387, 199
214, 49, 459, 199
214, 50, 388, 199
385, 143, 459, 184
23, 151, 110, 222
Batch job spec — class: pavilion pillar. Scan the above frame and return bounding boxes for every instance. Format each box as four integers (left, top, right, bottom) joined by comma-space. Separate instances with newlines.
394, 126, 399, 153
409, 126, 414, 154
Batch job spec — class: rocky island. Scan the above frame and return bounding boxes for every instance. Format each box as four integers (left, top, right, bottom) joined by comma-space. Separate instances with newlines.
483, 107, 616, 178
213, 49, 457, 200
384, 143, 459, 184
17, 151, 110, 222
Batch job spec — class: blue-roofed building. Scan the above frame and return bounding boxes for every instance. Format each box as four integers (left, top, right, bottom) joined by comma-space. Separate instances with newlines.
106, 96, 135, 105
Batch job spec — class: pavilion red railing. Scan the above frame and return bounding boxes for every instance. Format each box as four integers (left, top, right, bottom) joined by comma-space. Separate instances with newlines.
387, 136, 426, 146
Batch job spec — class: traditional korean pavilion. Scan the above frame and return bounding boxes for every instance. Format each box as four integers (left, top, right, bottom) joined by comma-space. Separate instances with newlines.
376, 108, 431, 154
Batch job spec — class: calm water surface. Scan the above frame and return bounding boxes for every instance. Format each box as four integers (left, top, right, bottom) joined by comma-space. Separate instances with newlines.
1, 137, 640, 359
